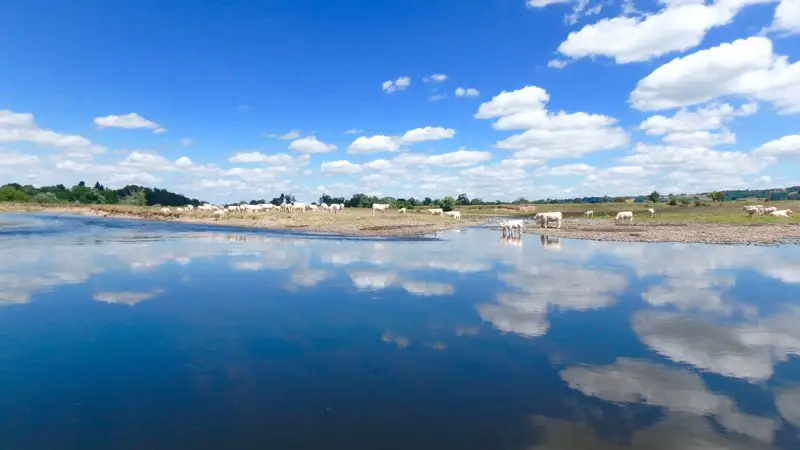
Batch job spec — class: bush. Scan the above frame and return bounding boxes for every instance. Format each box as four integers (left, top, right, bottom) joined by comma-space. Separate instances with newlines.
667, 197, 678, 206
33, 192, 61, 204
119, 190, 147, 206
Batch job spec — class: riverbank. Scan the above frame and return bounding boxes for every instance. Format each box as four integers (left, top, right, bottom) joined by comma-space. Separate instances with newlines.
0, 204, 477, 237
519, 217, 800, 245
2, 203, 798, 244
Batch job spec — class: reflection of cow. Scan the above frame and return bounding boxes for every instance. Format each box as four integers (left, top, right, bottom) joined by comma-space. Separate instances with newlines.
540, 235, 562, 251
501, 234, 523, 247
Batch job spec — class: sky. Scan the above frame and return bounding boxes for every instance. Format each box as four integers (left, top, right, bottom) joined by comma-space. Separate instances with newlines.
1, 0, 799, 203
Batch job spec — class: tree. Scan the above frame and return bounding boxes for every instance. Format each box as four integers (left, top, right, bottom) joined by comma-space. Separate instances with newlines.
422, 197, 432, 206
33, 192, 61, 204
709, 191, 726, 202
457, 193, 470, 205
667, 195, 678, 206
0, 185, 30, 202
119, 189, 147, 206
648, 190, 661, 203
441, 196, 456, 212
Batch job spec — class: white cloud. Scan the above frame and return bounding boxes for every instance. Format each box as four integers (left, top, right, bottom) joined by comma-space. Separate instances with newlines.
662, 129, 736, 147
401, 281, 454, 296
174, 156, 194, 169
428, 94, 448, 102
94, 112, 166, 134
180, 138, 193, 147
423, 73, 448, 83
108, 171, 160, 185
631, 36, 800, 114
640, 102, 757, 135
622, 143, 770, 176
229, 152, 299, 165
424, 149, 492, 167
0, 152, 40, 166
539, 163, 595, 176
772, 0, 800, 34
401, 126, 456, 143
120, 151, 172, 169
477, 86, 627, 163
526, 0, 571, 7
321, 160, 363, 175
382, 76, 411, 93
753, 134, 800, 158
268, 130, 301, 140
557, 0, 771, 64
344, 128, 363, 135
547, 59, 569, 69
0, 109, 106, 156
289, 136, 336, 153
348, 135, 402, 154
455, 87, 480, 97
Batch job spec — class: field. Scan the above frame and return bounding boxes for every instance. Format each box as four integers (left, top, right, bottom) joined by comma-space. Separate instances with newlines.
1, 200, 798, 243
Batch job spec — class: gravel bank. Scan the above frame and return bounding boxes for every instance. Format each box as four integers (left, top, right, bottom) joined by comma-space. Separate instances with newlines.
516, 218, 800, 246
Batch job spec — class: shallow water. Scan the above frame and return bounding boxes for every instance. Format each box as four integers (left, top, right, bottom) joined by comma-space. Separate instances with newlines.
1, 213, 800, 449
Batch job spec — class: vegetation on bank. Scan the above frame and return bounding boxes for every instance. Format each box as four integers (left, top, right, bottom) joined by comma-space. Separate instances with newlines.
0, 182, 201, 207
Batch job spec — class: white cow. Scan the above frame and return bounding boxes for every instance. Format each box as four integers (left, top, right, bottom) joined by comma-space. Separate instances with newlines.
500, 219, 524, 236
534, 212, 562, 229
770, 209, 793, 217
398, 207, 407, 214
372, 203, 390, 215
428, 208, 444, 216
291, 202, 308, 212
584, 210, 594, 218
763, 206, 778, 215
160, 207, 171, 213
308, 204, 319, 212
185, 205, 195, 212
444, 211, 461, 219
615, 211, 634, 223
647, 208, 655, 218
213, 210, 226, 218
331, 203, 344, 213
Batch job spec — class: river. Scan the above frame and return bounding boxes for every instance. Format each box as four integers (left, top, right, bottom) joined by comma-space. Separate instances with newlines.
1, 213, 799, 449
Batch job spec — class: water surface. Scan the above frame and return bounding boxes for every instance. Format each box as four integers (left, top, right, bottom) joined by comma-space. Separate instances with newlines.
1, 214, 799, 449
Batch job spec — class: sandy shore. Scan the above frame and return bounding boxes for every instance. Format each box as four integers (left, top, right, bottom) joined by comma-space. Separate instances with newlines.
517, 217, 800, 246
0, 204, 477, 237
2, 204, 799, 244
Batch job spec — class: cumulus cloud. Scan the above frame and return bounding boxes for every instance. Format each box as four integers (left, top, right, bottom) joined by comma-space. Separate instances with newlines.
348, 135, 402, 154
546, 59, 569, 69
121, 151, 172, 169
0, 109, 106, 156
289, 136, 336, 153
361, 149, 492, 170
94, 289, 163, 306
401, 281, 454, 296
557, 0, 770, 64
455, 87, 480, 97
382, 76, 411, 93
94, 112, 166, 134
423, 73, 448, 83
0, 152, 40, 166
631, 36, 800, 114
640, 103, 757, 135
477, 86, 628, 162
538, 163, 595, 176
753, 134, 800, 158
229, 152, 299, 165
321, 160, 363, 174
401, 126, 456, 143
180, 138, 193, 147
772, 0, 800, 34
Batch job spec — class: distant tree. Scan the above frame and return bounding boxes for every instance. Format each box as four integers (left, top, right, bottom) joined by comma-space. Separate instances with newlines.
470, 198, 484, 205
422, 197, 432, 206
33, 192, 61, 204
407, 197, 419, 206
457, 193, 470, 205
648, 190, 661, 203
441, 196, 456, 212
0, 185, 30, 202
708, 191, 726, 202
94, 182, 105, 191
119, 189, 147, 206
78, 181, 86, 187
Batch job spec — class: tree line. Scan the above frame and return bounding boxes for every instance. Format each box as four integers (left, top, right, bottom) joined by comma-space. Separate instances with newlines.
0, 182, 202, 207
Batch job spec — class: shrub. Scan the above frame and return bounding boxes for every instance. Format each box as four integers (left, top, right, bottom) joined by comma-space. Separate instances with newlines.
33, 192, 61, 204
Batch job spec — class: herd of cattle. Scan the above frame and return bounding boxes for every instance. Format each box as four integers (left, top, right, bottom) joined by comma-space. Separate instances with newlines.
742, 205, 793, 218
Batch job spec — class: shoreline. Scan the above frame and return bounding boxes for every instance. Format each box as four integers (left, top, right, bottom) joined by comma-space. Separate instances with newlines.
518, 218, 800, 246
2, 204, 799, 245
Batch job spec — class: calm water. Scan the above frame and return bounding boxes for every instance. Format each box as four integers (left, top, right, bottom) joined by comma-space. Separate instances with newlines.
1, 214, 800, 449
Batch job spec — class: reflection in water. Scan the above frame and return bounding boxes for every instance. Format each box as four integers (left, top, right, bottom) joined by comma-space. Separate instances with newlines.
501, 234, 523, 247
540, 235, 562, 251
1, 214, 800, 449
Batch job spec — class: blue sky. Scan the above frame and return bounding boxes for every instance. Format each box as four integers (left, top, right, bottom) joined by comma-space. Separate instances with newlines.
1, 0, 798, 203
